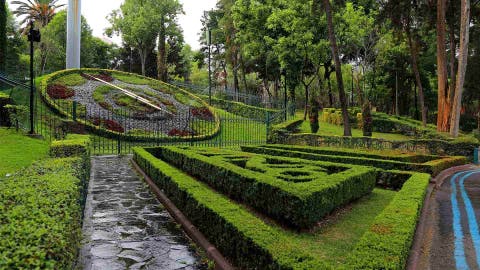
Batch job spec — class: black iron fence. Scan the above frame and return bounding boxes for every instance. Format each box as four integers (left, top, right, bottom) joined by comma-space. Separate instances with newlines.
1, 83, 276, 155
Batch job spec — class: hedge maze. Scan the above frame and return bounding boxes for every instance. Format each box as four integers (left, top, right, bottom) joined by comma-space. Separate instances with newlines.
133, 145, 467, 269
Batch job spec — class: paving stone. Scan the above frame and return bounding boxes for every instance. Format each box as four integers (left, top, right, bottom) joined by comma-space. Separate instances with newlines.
79, 155, 201, 269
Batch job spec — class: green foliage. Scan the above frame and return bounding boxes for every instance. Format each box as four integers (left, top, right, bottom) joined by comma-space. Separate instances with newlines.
347, 173, 430, 269
0, 135, 90, 269
0, 0, 6, 72
208, 96, 280, 122
4, 104, 28, 131
147, 146, 376, 228
50, 135, 91, 158
114, 73, 152, 85
362, 102, 373, 137
309, 98, 320, 133
133, 146, 429, 269
241, 145, 468, 176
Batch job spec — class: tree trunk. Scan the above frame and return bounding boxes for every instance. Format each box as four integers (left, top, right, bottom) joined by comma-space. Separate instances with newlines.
157, 17, 167, 81
450, 0, 471, 137
436, 0, 450, 131
139, 48, 146, 76
407, 30, 427, 127
324, 63, 334, 107
323, 0, 351, 136
303, 85, 309, 121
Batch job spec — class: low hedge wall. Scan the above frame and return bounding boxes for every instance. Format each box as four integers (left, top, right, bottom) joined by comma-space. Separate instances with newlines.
241, 145, 468, 176
0, 136, 91, 269
133, 147, 430, 269
270, 132, 478, 157
148, 146, 377, 228
347, 173, 430, 269
208, 96, 281, 122
39, 68, 221, 142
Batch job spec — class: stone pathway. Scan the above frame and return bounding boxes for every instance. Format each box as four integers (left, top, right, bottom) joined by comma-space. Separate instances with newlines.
79, 156, 202, 270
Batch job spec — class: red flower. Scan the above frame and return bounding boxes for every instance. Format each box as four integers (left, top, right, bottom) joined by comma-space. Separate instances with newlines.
81, 72, 114, 82
47, 84, 75, 99
92, 118, 124, 133
191, 107, 213, 120
168, 128, 193, 137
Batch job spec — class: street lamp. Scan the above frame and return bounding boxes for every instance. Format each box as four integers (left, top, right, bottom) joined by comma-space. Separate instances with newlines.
27, 20, 41, 135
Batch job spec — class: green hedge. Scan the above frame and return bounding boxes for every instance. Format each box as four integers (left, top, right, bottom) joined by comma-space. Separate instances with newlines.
346, 173, 430, 269
270, 132, 478, 157
149, 146, 377, 228
133, 147, 430, 269
0, 91, 12, 126
241, 145, 467, 176
207, 96, 280, 122
0, 136, 90, 269
39, 68, 221, 142
50, 134, 91, 158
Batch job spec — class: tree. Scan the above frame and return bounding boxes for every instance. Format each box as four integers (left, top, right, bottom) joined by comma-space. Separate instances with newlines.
107, 0, 159, 76
148, 0, 183, 81
382, 0, 428, 127
322, 0, 352, 136
436, 0, 450, 131
11, 0, 64, 27
450, 0, 471, 137
0, 0, 6, 73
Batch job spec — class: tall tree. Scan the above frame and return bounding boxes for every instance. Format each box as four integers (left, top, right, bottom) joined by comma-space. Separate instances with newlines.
149, 0, 183, 81
450, 0, 471, 136
322, 0, 352, 136
0, 0, 6, 73
107, 0, 159, 76
382, 0, 428, 127
436, 0, 450, 131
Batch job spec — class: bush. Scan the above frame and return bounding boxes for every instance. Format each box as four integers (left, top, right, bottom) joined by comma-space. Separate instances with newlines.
148, 146, 377, 228
4, 104, 28, 131
309, 98, 320, 133
0, 136, 90, 269
207, 96, 280, 122
50, 135, 90, 158
133, 147, 430, 269
0, 92, 11, 126
241, 145, 468, 176
347, 173, 430, 269
362, 102, 373, 137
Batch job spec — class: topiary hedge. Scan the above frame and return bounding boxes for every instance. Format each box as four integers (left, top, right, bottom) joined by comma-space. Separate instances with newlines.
133, 147, 431, 269
148, 146, 377, 228
347, 173, 430, 269
205, 96, 281, 122
0, 136, 91, 269
270, 131, 478, 157
39, 68, 221, 142
241, 145, 468, 176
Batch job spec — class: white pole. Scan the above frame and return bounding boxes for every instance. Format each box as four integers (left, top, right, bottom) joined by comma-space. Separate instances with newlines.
66, 0, 81, 69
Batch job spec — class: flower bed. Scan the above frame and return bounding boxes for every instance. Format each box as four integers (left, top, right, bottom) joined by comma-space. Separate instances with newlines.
47, 84, 75, 99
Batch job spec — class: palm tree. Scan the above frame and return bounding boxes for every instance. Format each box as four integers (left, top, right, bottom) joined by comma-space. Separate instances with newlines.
11, 0, 65, 27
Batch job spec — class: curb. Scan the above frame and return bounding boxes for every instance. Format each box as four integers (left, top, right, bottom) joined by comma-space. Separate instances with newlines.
406, 164, 479, 270
131, 160, 235, 270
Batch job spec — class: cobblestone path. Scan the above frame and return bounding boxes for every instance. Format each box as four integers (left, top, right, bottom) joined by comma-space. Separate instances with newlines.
79, 156, 201, 270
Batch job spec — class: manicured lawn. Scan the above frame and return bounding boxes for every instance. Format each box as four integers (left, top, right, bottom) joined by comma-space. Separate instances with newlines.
0, 128, 49, 178
297, 112, 410, 141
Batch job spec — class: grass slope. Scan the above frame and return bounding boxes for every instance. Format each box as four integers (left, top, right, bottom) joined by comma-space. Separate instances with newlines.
0, 128, 49, 178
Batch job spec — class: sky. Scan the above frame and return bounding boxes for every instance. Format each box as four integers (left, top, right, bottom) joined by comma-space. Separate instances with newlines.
7, 0, 217, 50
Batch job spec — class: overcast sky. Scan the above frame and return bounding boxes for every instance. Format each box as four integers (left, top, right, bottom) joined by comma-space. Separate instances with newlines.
7, 0, 217, 50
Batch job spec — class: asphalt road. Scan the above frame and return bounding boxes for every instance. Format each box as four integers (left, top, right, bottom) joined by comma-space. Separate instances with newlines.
411, 166, 480, 270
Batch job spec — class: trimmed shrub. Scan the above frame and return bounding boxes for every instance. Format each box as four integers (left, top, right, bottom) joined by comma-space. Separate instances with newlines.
309, 98, 320, 133
362, 102, 373, 137
148, 146, 377, 228
133, 147, 430, 270
0, 136, 90, 269
346, 173, 430, 269
206, 96, 281, 122
242, 145, 468, 176
50, 135, 90, 158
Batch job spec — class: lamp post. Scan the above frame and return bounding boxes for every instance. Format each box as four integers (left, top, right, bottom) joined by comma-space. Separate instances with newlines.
27, 20, 40, 135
